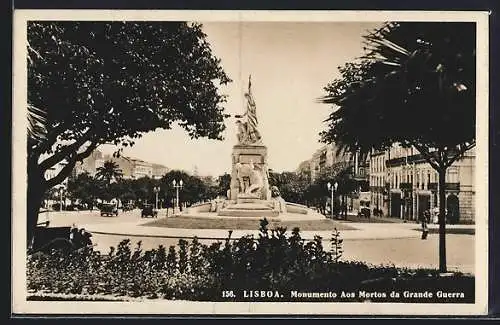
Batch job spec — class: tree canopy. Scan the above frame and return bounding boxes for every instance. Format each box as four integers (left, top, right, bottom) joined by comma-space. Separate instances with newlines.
320, 22, 476, 165
28, 21, 231, 188
26, 21, 232, 246
320, 22, 476, 272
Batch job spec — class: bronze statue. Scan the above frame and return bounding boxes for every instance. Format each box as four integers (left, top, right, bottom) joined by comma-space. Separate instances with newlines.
236, 75, 262, 145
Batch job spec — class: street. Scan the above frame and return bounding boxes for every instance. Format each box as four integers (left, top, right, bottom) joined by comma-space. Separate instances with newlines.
37, 210, 475, 274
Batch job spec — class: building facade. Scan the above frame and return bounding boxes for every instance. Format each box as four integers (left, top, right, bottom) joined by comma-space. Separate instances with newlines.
369, 144, 475, 223
131, 159, 153, 179
299, 144, 370, 211
72, 149, 104, 178
295, 159, 312, 183
152, 163, 169, 179
71, 149, 169, 180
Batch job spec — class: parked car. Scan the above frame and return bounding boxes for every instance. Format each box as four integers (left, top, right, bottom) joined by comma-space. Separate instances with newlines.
141, 204, 158, 218
122, 203, 135, 212
100, 203, 118, 217
358, 207, 371, 218
28, 225, 93, 254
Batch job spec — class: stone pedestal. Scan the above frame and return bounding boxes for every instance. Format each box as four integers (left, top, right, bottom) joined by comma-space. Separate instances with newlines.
229, 145, 271, 201
217, 199, 279, 218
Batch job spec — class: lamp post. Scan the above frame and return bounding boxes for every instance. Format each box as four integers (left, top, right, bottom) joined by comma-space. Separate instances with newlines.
59, 187, 64, 212
172, 179, 183, 212
153, 186, 160, 211
327, 181, 338, 219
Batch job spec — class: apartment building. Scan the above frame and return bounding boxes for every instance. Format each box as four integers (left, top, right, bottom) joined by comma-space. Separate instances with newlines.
369, 144, 475, 222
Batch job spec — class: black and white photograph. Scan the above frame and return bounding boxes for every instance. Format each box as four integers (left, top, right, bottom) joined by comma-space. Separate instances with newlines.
12, 10, 489, 315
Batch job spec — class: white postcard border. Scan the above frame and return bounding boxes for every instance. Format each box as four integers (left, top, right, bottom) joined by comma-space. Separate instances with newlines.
12, 9, 490, 315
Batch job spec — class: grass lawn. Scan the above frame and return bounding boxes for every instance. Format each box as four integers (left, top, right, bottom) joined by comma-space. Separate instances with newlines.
142, 216, 357, 231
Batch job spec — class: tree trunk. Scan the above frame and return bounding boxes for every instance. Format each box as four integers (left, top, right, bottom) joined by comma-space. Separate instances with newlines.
438, 167, 447, 273
27, 163, 46, 249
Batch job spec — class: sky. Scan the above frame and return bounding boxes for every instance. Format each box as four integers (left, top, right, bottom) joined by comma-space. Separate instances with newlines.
100, 21, 382, 176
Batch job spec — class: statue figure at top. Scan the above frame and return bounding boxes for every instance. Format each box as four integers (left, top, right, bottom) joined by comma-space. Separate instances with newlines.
236, 75, 263, 145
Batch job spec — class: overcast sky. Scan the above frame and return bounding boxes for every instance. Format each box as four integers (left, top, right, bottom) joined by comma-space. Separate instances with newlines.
100, 21, 382, 176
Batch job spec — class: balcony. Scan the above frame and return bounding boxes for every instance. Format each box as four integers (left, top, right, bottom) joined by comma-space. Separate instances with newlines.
427, 182, 460, 191
399, 182, 413, 191
386, 154, 427, 167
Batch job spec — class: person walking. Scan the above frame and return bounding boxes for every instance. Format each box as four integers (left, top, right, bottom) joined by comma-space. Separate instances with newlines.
420, 209, 430, 240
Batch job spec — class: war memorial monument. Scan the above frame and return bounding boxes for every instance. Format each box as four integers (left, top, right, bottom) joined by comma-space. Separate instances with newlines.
186, 76, 323, 221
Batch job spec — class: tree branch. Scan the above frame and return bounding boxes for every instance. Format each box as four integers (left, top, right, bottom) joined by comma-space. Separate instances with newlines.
39, 131, 93, 171
45, 141, 98, 188
444, 141, 476, 168
31, 122, 69, 157
411, 142, 441, 170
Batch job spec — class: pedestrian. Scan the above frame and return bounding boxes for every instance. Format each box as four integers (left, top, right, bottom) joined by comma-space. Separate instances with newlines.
421, 209, 430, 240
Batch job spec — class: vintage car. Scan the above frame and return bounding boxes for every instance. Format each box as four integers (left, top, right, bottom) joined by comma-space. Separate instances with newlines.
122, 203, 135, 212
29, 223, 93, 254
100, 203, 119, 217
141, 204, 158, 218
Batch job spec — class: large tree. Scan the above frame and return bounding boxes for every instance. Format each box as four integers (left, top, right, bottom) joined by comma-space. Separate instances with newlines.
320, 22, 476, 272
160, 170, 211, 208
215, 173, 231, 198
268, 171, 309, 204
66, 172, 100, 210
27, 21, 231, 246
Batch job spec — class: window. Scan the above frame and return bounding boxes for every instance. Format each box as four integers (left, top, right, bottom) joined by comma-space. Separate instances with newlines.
448, 167, 459, 183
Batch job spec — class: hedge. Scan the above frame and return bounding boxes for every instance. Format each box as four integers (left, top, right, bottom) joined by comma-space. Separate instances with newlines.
27, 219, 474, 302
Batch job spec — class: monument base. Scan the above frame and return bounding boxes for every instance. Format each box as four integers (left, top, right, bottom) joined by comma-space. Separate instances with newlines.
236, 193, 261, 204
230, 145, 270, 201
217, 199, 279, 218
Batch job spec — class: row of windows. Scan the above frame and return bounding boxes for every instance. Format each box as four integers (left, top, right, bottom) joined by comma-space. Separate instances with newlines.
369, 167, 460, 189
370, 155, 385, 173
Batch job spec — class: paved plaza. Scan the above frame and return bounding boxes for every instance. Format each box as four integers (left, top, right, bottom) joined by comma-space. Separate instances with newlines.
38, 209, 475, 274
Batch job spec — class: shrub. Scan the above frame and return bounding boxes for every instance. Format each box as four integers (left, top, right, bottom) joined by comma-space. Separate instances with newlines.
27, 218, 474, 302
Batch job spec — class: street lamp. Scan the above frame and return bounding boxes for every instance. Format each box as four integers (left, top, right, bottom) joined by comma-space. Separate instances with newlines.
327, 181, 338, 219
172, 179, 183, 211
153, 186, 160, 211
59, 187, 64, 212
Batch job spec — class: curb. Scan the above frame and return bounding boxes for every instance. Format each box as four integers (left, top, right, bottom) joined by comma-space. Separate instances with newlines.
87, 229, 423, 241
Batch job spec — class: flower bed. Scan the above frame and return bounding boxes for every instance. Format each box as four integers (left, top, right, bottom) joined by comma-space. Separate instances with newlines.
27, 219, 474, 302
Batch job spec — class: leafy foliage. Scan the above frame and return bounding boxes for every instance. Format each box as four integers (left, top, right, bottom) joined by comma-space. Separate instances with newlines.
65, 169, 220, 209
320, 22, 475, 160
95, 160, 123, 186
268, 171, 310, 203
27, 220, 474, 302
66, 172, 100, 208
27, 21, 231, 245
28, 21, 231, 158
319, 22, 476, 272
215, 173, 231, 197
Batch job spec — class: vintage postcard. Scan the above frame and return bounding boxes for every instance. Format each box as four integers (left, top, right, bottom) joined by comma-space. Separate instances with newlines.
12, 10, 489, 316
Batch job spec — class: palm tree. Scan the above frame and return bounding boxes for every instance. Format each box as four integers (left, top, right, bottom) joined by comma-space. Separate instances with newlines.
320, 22, 476, 273
95, 160, 123, 186
27, 104, 47, 144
